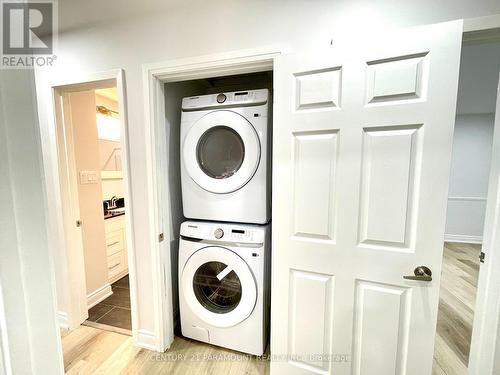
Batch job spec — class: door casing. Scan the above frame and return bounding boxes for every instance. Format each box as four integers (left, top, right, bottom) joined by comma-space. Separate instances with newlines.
142, 46, 282, 350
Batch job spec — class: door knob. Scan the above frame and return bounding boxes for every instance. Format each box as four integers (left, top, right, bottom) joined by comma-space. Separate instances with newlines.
403, 266, 432, 281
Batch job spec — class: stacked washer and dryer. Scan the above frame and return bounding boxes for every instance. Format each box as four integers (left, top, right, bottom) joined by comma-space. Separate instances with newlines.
178, 89, 271, 355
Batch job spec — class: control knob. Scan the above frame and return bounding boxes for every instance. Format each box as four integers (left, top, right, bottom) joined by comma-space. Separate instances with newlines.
214, 228, 224, 239
216, 93, 226, 103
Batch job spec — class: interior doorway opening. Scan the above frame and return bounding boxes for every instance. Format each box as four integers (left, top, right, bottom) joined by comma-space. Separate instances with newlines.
433, 39, 500, 375
50, 71, 138, 360
61, 85, 132, 335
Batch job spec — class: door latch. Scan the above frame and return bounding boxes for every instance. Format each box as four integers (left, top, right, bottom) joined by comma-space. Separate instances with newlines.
158, 233, 164, 242
76, 220, 82, 227
479, 252, 485, 263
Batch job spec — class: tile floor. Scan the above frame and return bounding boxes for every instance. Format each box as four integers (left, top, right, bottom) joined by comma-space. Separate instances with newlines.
86, 275, 131, 332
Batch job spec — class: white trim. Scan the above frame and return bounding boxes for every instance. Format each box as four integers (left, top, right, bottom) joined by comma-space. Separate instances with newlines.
444, 234, 483, 244
142, 45, 283, 352
39, 69, 140, 345
108, 269, 128, 285
0, 283, 12, 375
57, 311, 69, 330
469, 74, 500, 375
86, 284, 113, 309
136, 329, 157, 351
448, 196, 487, 202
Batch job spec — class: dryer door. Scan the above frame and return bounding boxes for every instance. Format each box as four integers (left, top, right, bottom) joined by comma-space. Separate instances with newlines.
182, 246, 257, 327
183, 110, 261, 193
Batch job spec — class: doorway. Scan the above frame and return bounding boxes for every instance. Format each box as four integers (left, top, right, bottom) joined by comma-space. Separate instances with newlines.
63, 86, 131, 334
433, 40, 500, 374
51, 71, 138, 342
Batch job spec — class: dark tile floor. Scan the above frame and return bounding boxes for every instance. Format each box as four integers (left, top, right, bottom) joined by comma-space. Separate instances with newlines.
86, 275, 131, 331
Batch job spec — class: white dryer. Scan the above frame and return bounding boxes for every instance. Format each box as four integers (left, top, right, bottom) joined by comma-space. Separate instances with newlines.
179, 220, 270, 355
180, 89, 270, 224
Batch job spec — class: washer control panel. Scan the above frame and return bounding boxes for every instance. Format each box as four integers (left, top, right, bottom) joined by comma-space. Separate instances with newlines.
180, 221, 266, 244
230, 228, 252, 242
182, 89, 268, 110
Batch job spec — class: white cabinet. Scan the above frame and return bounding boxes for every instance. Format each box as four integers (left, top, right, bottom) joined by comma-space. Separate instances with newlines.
104, 215, 128, 283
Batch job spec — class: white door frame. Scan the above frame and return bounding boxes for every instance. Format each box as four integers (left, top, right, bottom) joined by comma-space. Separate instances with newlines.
142, 46, 283, 351
462, 15, 500, 375
46, 69, 139, 340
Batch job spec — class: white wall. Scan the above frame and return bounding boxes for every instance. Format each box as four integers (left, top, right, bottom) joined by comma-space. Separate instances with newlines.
445, 42, 500, 243
456, 42, 500, 115
35, 0, 500, 345
0, 70, 63, 374
445, 114, 495, 242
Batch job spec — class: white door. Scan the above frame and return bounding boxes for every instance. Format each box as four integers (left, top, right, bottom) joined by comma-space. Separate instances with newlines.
271, 21, 463, 375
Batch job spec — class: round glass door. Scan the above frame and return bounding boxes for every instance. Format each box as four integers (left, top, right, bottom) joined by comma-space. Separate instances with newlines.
196, 126, 245, 179
193, 261, 242, 313
181, 246, 257, 327
183, 110, 260, 194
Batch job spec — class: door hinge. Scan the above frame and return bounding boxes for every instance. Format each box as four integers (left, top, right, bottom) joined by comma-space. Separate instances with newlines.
158, 233, 164, 242
76, 219, 82, 227
480, 251, 485, 263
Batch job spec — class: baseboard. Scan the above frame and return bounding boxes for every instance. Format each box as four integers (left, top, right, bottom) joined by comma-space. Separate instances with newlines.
87, 284, 113, 309
109, 269, 128, 285
444, 234, 483, 244
136, 329, 156, 351
58, 311, 69, 330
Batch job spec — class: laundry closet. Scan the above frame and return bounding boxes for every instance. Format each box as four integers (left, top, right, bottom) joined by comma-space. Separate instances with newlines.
162, 71, 273, 355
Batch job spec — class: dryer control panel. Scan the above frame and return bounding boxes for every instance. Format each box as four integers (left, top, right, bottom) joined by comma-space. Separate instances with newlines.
180, 220, 268, 244
182, 89, 268, 111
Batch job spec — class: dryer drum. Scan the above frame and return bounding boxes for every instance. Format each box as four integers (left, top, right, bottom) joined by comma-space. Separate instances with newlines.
193, 261, 242, 314
196, 126, 245, 179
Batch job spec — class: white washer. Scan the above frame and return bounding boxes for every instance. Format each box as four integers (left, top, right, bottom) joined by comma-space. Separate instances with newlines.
180, 89, 270, 224
179, 220, 270, 355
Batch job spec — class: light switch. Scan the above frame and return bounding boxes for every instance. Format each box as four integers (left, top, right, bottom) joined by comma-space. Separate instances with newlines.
79, 170, 98, 184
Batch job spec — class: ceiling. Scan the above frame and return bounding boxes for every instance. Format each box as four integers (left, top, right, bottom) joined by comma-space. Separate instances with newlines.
58, 0, 192, 32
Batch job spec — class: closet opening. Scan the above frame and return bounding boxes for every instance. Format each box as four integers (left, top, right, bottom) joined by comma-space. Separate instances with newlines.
161, 70, 274, 368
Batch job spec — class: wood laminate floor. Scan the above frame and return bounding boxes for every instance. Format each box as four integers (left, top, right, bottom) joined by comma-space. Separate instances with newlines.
61, 242, 479, 375
433, 242, 480, 375
62, 326, 270, 375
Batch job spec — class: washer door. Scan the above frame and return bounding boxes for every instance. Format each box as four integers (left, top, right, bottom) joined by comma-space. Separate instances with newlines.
182, 246, 257, 328
183, 110, 261, 193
